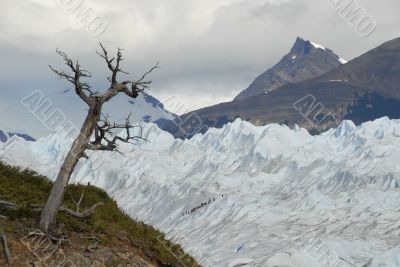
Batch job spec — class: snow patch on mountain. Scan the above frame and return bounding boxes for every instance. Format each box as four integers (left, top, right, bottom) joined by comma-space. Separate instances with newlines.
310, 40, 327, 51
1, 117, 399, 267
128, 93, 177, 123
309, 39, 347, 64
338, 57, 348, 64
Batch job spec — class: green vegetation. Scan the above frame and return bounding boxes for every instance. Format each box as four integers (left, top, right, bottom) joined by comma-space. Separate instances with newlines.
0, 161, 201, 267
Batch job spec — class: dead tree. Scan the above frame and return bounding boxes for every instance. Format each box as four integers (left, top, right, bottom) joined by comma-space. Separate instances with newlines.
40, 44, 158, 234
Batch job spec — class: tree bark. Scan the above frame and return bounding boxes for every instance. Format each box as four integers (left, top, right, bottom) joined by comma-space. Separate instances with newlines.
40, 101, 101, 233
0, 231, 12, 265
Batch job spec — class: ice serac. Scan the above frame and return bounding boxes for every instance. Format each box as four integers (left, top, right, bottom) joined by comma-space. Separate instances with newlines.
234, 37, 346, 101
1, 117, 400, 267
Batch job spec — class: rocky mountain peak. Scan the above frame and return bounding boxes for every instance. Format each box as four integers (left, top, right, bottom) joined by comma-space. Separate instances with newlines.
233, 37, 344, 101
290, 37, 314, 55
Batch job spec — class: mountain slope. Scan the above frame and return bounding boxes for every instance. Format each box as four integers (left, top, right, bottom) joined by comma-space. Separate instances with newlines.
0, 161, 201, 267
234, 37, 346, 101
313, 36, 400, 100
0, 88, 175, 139
128, 92, 177, 123
0, 130, 34, 142
179, 37, 400, 135
1, 118, 400, 267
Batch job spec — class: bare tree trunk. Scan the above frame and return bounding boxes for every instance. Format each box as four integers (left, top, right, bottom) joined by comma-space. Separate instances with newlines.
40, 102, 101, 233
41, 44, 157, 234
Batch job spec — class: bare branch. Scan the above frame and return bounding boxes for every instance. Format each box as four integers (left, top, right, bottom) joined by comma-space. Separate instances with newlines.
86, 113, 148, 153
49, 49, 93, 105
137, 63, 160, 83
95, 45, 159, 103
33, 202, 104, 218
69, 190, 85, 212
50, 45, 158, 107
0, 200, 19, 211
122, 62, 159, 97
59, 202, 104, 218
97, 43, 127, 87
81, 152, 89, 159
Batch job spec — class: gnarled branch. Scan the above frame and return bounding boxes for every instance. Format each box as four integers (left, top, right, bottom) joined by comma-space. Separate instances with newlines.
59, 202, 104, 218
86, 113, 148, 153
97, 43, 128, 87
50, 44, 158, 106
98, 63, 159, 103
96, 43, 159, 102
30, 202, 104, 218
49, 49, 93, 105
69, 189, 85, 212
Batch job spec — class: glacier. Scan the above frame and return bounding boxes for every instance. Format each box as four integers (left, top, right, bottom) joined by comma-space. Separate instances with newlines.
0, 117, 400, 267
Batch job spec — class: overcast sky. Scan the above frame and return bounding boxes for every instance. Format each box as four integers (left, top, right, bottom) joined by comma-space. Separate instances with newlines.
1, 0, 399, 114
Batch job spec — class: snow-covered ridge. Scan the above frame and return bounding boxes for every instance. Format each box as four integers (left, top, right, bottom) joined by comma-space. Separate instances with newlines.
338, 57, 348, 64
1, 118, 400, 267
308, 39, 348, 64
310, 40, 327, 51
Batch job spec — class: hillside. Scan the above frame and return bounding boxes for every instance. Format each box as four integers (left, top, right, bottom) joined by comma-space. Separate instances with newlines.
0, 161, 201, 267
313, 36, 400, 100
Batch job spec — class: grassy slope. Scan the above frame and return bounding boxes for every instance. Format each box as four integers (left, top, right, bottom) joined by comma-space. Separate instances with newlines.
0, 161, 201, 267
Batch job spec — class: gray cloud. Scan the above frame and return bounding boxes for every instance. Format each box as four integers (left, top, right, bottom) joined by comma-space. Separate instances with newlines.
1, 0, 399, 113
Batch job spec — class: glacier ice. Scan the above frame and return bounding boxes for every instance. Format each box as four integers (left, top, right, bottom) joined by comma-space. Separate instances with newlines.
0, 117, 400, 267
